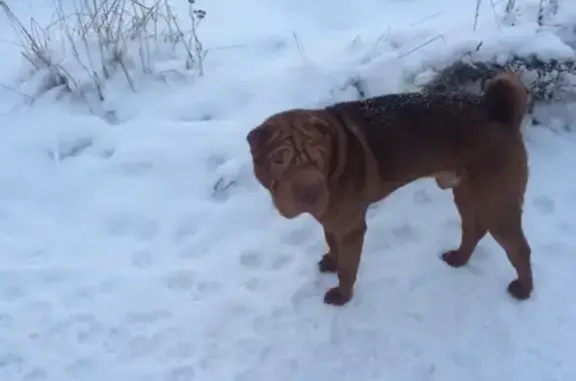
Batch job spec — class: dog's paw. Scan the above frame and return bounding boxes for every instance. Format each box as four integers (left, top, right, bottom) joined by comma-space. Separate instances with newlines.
318, 253, 338, 273
441, 250, 469, 268
323, 287, 351, 306
507, 279, 532, 300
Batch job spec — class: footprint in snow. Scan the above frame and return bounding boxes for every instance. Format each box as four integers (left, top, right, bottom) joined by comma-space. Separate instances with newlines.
165, 366, 196, 381
66, 358, 95, 378
163, 270, 196, 292
131, 249, 156, 268
239, 250, 263, 269
532, 195, 555, 215
21, 368, 48, 381
390, 223, 418, 244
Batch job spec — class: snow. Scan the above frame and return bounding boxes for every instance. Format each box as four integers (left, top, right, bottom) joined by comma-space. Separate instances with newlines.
1, 0, 576, 380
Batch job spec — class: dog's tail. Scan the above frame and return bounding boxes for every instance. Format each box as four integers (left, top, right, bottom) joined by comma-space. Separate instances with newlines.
482, 71, 529, 131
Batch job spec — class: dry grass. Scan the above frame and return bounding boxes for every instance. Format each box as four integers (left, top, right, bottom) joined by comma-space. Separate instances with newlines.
0, 0, 207, 109
499, 0, 560, 26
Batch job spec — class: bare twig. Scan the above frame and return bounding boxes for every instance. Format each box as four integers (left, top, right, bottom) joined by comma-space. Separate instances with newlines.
0, 82, 35, 102
473, 0, 482, 31
396, 34, 445, 59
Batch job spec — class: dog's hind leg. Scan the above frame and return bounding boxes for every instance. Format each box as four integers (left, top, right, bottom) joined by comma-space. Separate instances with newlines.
442, 177, 488, 267
488, 206, 533, 300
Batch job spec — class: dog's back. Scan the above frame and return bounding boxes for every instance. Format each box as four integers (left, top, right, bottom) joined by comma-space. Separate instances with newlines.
326, 72, 528, 183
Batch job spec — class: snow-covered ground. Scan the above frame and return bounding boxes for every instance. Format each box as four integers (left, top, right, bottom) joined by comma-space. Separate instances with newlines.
1, 0, 576, 380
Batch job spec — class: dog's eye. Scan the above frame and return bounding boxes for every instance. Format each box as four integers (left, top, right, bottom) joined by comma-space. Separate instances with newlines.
270, 151, 288, 166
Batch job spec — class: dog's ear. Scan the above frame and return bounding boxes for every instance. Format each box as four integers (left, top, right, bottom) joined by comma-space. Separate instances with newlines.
246, 126, 269, 150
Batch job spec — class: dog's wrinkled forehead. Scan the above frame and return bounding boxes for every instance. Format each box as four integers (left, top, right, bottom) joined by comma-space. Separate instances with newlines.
247, 112, 298, 151
246, 110, 332, 158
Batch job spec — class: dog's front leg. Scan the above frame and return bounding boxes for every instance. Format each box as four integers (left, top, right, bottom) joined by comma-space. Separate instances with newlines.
323, 212, 367, 306
318, 228, 339, 273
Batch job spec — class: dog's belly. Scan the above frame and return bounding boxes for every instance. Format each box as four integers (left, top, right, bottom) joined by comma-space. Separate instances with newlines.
433, 170, 461, 189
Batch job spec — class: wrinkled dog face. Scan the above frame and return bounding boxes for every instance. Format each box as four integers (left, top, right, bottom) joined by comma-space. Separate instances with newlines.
246, 110, 333, 219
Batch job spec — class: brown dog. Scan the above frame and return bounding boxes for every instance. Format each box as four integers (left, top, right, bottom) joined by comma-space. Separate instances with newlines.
247, 71, 532, 306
